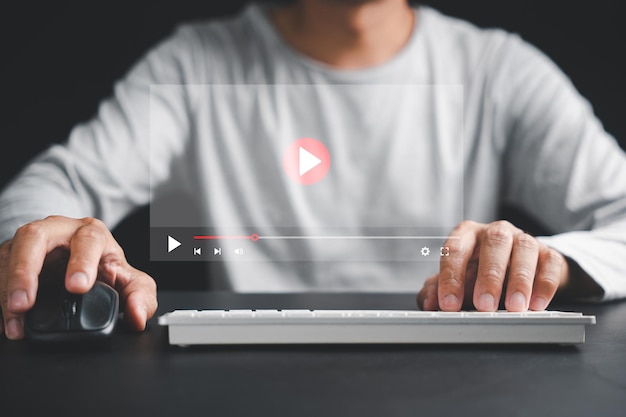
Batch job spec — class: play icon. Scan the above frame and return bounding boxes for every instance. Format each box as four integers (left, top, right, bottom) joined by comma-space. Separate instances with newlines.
168, 236, 181, 253
283, 138, 330, 185
299, 147, 321, 176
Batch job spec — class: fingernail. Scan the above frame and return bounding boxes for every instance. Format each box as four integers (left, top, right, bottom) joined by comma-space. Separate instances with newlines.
441, 294, 459, 311
477, 293, 496, 311
8, 290, 28, 311
69, 272, 89, 288
530, 296, 547, 311
509, 292, 526, 311
6, 318, 23, 340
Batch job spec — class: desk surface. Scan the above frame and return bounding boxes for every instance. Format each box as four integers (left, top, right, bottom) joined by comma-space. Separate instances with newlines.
2, 291, 625, 417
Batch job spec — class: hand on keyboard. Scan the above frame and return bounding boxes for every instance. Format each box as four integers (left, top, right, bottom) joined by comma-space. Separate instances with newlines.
417, 220, 569, 313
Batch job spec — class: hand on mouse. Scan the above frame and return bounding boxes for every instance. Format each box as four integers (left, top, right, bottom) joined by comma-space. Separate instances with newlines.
416, 220, 570, 312
0, 215, 158, 340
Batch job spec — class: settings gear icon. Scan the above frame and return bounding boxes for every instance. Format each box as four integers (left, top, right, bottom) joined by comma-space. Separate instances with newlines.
420, 247, 431, 257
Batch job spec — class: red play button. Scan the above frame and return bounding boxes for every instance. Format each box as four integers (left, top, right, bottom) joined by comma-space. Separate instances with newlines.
282, 138, 331, 185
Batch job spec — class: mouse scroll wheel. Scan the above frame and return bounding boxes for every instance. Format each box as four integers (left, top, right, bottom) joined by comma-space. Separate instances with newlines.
63, 298, 78, 318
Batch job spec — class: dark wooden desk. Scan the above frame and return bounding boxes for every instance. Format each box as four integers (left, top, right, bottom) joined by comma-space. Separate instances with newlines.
1, 291, 625, 417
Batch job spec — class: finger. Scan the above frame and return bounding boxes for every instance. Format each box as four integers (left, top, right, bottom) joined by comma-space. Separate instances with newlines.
423, 280, 439, 311
1, 241, 24, 339
417, 275, 439, 311
438, 221, 480, 311
529, 246, 565, 310
504, 233, 539, 311
2, 310, 24, 340
113, 267, 158, 331
5, 220, 60, 314
473, 221, 515, 311
65, 218, 112, 294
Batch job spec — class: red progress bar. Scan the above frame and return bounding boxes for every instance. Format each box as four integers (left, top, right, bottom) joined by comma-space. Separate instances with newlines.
194, 234, 259, 242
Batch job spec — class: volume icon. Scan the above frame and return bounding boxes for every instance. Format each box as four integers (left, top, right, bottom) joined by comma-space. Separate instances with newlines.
234, 248, 244, 255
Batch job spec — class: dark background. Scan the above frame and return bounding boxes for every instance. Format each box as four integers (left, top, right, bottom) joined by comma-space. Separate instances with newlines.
1, 0, 624, 289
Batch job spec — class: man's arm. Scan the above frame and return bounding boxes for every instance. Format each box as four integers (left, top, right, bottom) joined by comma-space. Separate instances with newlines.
418, 32, 626, 311
499, 33, 626, 302
0, 26, 196, 244
0, 25, 198, 339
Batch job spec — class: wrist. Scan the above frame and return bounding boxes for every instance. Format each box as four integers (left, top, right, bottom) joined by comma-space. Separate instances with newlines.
557, 255, 604, 300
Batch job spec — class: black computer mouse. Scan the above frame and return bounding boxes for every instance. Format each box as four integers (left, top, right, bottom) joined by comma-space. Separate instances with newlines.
24, 278, 119, 342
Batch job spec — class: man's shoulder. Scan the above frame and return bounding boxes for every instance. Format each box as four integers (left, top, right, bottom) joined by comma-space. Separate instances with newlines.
417, 6, 514, 43
418, 6, 547, 84
141, 4, 267, 82
419, 6, 515, 57
171, 4, 262, 50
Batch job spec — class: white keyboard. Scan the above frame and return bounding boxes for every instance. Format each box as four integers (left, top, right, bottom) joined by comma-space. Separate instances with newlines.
158, 309, 596, 346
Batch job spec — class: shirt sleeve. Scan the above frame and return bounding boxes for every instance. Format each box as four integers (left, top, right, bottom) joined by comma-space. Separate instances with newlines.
496, 34, 626, 301
0, 25, 198, 244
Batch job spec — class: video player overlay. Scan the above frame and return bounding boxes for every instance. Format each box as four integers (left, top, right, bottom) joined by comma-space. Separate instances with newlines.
149, 84, 464, 262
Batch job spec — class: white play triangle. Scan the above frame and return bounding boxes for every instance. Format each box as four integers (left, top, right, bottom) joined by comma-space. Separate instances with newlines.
299, 146, 322, 176
168, 236, 182, 253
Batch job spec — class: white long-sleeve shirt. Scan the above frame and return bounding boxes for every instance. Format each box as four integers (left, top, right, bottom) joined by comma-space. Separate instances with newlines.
1, 4, 625, 297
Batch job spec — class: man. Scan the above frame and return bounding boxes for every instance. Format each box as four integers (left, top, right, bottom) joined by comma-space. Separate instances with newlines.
1, 0, 625, 340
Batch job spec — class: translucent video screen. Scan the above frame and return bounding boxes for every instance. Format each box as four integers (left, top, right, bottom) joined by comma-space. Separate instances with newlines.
149, 84, 464, 263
